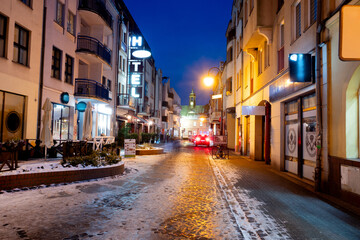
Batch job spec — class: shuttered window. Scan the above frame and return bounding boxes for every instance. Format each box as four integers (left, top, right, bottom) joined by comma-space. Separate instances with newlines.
296, 3, 301, 39
310, 0, 317, 24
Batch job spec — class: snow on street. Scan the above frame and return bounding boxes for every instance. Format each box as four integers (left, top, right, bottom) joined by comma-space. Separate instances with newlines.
1, 142, 360, 239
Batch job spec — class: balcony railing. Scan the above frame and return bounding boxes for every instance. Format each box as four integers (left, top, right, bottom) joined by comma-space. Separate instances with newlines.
117, 93, 135, 109
75, 78, 110, 101
78, 0, 113, 29
76, 35, 112, 66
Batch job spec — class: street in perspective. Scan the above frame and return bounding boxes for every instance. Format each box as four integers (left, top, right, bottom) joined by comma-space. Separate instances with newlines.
1, 0, 360, 239
1, 142, 360, 239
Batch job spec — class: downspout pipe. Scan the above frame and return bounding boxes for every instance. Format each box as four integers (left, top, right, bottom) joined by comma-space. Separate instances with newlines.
36, 1, 46, 141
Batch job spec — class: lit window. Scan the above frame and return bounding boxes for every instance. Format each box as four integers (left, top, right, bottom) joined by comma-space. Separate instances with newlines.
52, 47, 62, 79
13, 24, 29, 66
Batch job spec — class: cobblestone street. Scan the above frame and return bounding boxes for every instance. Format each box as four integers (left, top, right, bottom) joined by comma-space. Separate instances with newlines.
1, 142, 360, 239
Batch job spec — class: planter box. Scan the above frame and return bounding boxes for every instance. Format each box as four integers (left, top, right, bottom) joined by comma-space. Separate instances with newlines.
135, 148, 164, 155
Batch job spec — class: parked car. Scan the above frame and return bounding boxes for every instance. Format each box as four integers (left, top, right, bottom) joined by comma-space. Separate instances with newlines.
193, 134, 211, 147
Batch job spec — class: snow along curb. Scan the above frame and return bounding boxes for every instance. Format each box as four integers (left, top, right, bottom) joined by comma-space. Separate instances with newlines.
0, 162, 125, 191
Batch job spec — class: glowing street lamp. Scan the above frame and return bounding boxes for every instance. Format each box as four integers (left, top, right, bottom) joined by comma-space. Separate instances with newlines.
202, 66, 224, 135
203, 76, 215, 87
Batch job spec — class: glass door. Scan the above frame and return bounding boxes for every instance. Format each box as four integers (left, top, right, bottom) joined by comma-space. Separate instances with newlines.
285, 100, 298, 175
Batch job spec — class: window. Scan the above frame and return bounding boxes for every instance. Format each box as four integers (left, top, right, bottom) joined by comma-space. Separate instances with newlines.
227, 47, 233, 62
278, 0, 284, 12
226, 77, 233, 94
250, 0, 254, 13
119, 55, 122, 71
65, 54, 73, 84
250, 61, 254, 94
123, 58, 126, 72
52, 104, 70, 140
278, 21, 285, 73
193, 122, 196, 127
244, 1, 248, 24
20, 0, 31, 7
52, 47, 62, 79
55, 0, 64, 26
0, 14, 7, 58
67, 11, 75, 35
258, 50, 263, 75
295, 2, 301, 39
13, 24, 29, 66
310, 0, 317, 25
102, 76, 106, 86
264, 41, 270, 68
200, 122, 203, 127
107, 79, 111, 91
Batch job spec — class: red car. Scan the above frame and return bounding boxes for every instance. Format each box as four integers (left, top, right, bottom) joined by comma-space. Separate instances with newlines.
194, 135, 211, 147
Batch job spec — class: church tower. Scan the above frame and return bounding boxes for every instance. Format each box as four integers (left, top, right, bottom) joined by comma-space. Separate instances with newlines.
189, 89, 196, 109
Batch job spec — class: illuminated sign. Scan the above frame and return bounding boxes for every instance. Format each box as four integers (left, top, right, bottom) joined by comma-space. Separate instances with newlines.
129, 35, 146, 98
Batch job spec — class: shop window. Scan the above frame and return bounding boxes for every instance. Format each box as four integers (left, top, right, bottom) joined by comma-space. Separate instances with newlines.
0, 14, 7, 58
98, 113, 110, 136
52, 104, 70, 140
0, 91, 25, 142
55, 0, 64, 27
13, 24, 29, 66
67, 11, 76, 35
52, 46, 62, 80
65, 54, 73, 84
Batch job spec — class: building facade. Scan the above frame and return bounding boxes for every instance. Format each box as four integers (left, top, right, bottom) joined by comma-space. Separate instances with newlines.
0, 0, 44, 142
213, 0, 360, 206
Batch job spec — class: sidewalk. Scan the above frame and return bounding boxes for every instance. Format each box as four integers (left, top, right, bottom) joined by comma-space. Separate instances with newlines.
227, 150, 360, 217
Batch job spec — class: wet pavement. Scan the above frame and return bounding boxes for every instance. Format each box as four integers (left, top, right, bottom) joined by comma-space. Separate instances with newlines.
0, 142, 360, 239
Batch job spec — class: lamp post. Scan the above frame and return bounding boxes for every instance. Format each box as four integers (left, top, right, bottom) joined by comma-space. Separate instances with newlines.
203, 67, 224, 135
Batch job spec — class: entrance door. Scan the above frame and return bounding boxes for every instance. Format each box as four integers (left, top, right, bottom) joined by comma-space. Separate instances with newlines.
285, 100, 298, 175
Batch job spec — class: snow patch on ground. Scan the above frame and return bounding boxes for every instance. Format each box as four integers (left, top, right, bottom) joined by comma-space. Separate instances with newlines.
209, 156, 291, 239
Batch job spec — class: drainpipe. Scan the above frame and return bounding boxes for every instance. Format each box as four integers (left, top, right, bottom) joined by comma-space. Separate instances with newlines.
314, 0, 352, 192
36, 1, 46, 141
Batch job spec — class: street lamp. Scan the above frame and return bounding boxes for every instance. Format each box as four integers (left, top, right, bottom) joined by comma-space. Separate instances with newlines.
202, 66, 224, 135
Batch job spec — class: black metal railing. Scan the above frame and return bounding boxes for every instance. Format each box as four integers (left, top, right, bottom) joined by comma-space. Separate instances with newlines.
75, 78, 110, 101
78, 0, 113, 29
76, 35, 112, 66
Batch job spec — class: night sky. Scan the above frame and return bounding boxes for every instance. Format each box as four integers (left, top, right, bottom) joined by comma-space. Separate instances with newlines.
123, 0, 233, 105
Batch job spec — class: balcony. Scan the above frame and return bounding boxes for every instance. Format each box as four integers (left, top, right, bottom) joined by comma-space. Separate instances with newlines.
162, 101, 169, 108
78, 0, 113, 33
75, 78, 110, 102
117, 93, 135, 110
76, 35, 112, 67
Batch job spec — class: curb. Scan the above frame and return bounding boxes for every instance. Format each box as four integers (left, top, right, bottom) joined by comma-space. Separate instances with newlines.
0, 163, 125, 191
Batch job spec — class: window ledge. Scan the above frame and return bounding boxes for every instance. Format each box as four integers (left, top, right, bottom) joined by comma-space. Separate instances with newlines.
12, 61, 29, 68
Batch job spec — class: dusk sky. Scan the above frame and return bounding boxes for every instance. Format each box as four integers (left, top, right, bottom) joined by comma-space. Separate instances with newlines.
123, 0, 233, 105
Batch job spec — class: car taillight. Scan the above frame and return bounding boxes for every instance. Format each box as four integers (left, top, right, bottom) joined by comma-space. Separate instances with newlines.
196, 137, 201, 141
206, 137, 210, 142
